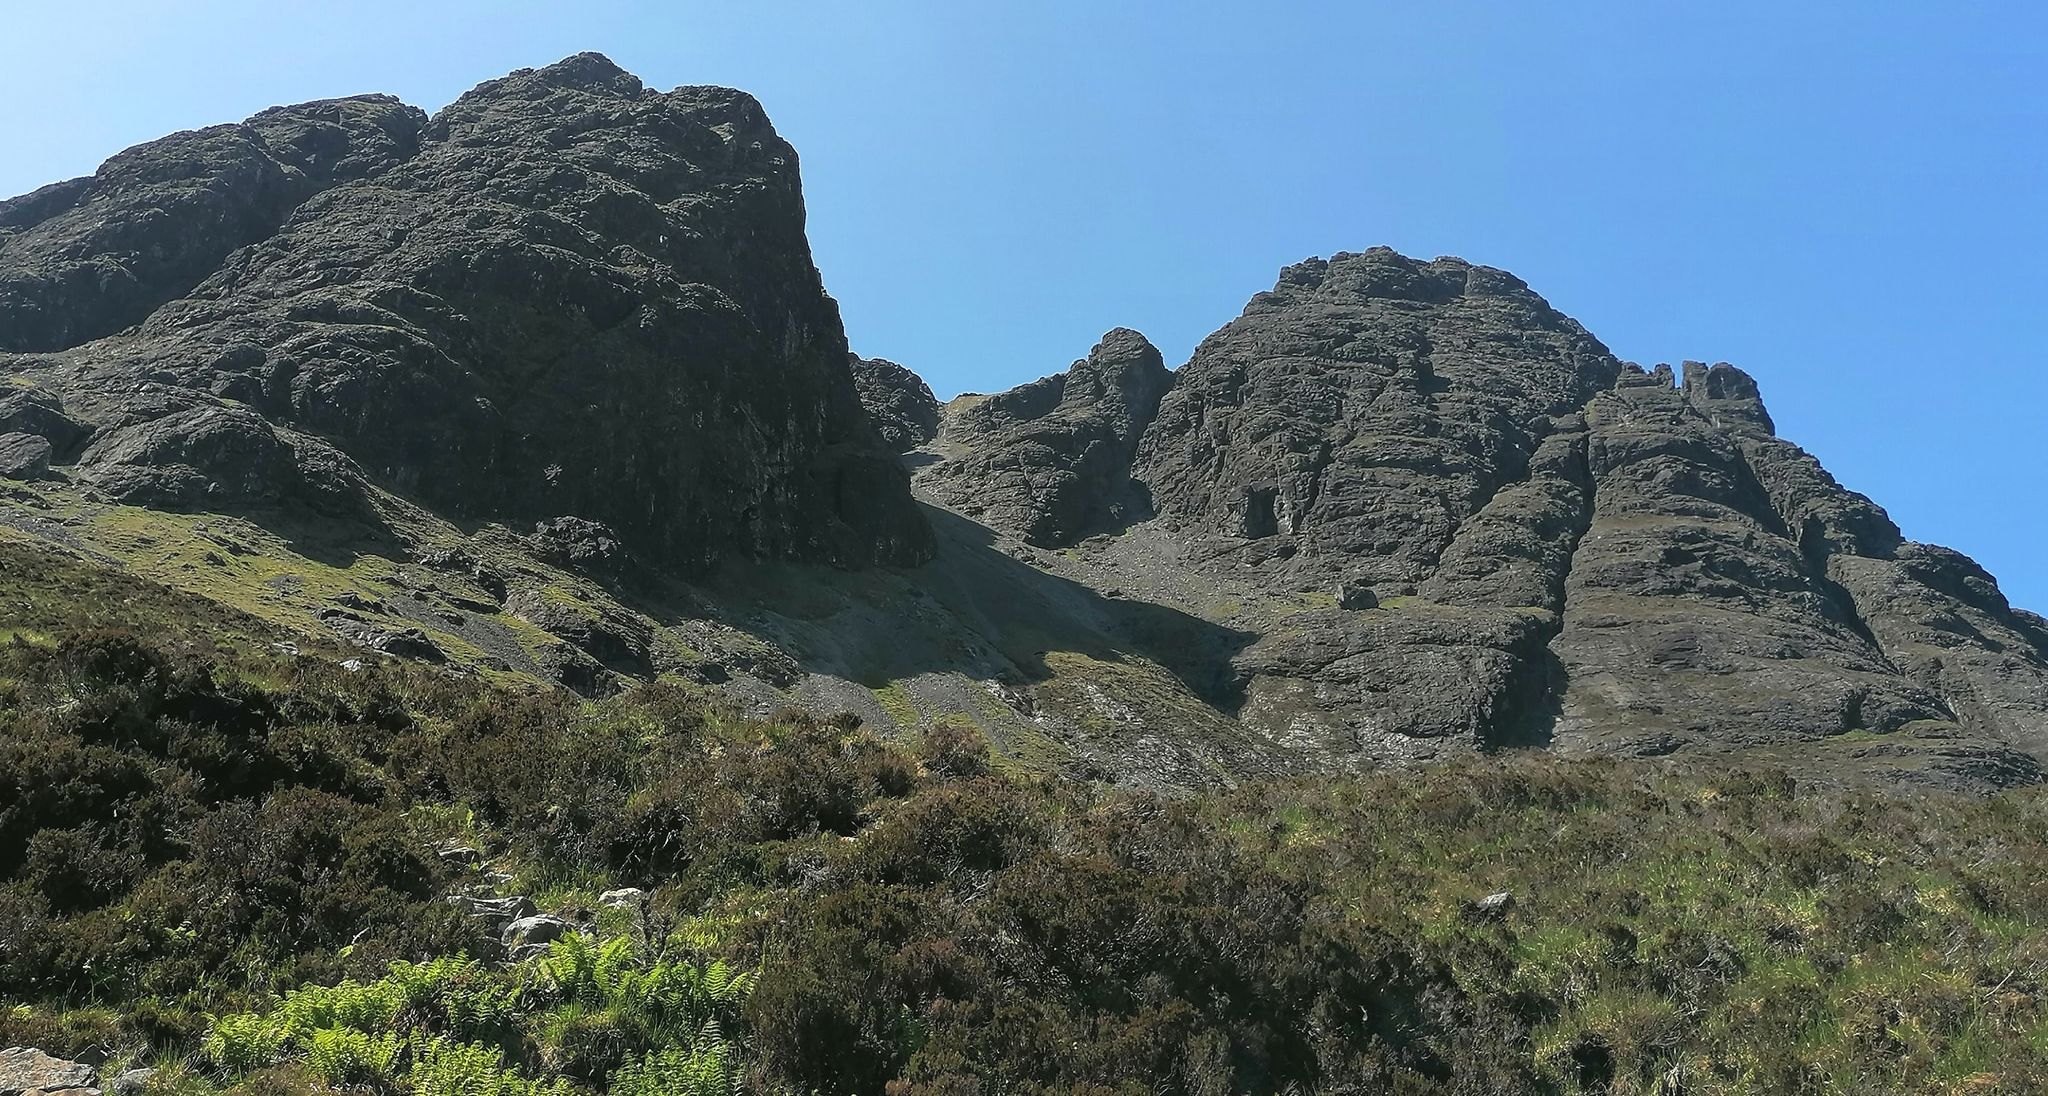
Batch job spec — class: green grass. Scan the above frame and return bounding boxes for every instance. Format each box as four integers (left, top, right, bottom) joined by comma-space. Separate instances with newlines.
4, 534, 2048, 1093
870, 681, 920, 728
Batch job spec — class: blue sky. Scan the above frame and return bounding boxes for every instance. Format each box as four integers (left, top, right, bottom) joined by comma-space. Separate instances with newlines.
4, 2, 2043, 610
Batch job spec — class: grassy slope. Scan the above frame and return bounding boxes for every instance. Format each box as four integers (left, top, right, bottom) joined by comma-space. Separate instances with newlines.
3, 536, 2048, 1094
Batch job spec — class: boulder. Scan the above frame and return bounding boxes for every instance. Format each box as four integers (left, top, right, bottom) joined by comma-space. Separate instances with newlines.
1336, 581, 1377, 611
1465, 892, 1516, 920
0, 1047, 98, 1096
319, 610, 445, 662
448, 894, 537, 923
0, 433, 51, 480
502, 914, 581, 952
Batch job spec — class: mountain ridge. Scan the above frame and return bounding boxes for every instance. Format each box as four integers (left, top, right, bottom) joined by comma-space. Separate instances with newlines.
1, 54, 2042, 794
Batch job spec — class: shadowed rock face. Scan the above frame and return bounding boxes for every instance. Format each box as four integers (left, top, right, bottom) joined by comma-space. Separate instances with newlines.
919, 249, 2048, 786
849, 354, 940, 451
1136, 249, 1621, 585
0, 95, 428, 352
1, 56, 2040, 789
918, 327, 1172, 547
0, 53, 930, 571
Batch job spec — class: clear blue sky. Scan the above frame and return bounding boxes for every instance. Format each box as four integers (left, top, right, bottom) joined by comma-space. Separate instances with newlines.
4, 3, 2043, 610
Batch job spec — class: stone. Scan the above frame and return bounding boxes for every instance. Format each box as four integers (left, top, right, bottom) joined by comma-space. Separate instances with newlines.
434, 840, 483, 866
849, 355, 940, 451
918, 328, 1172, 546
1466, 892, 1515, 920
108, 1069, 152, 1096
448, 894, 537, 923
0, 1047, 98, 1096
0, 390, 88, 458
502, 913, 580, 951
332, 591, 385, 613
599, 887, 648, 908
319, 610, 445, 662
526, 517, 629, 575
1336, 581, 1377, 611
0, 433, 51, 479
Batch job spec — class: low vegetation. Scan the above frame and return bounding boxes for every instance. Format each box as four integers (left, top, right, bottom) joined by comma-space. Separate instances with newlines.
3, 540, 2047, 1094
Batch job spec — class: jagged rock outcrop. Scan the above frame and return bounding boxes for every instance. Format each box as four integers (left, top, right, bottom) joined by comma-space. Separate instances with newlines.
2, 56, 2040, 790
849, 354, 940, 451
0, 434, 50, 480
918, 249, 2047, 786
0, 53, 930, 571
1551, 365, 1949, 754
0, 1046, 97, 1096
0, 96, 427, 352
1136, 249, 1620, 584
918, 327, 1171, 546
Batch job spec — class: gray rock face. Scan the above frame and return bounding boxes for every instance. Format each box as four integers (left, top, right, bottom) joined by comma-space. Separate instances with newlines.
1135, 249, 1620, 585
0, 1047, 98, 1096
0, 53, 930, 572
0, 96, 427, 352
919, 328, 1172, 546
0, 433, 51, 479
849, 355, 940, 451
1550, 365, 1952, 755
920, 248, 2048, 786
0, 389, 88, 458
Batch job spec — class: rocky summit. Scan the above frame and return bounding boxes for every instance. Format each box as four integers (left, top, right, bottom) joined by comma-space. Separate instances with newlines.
0, 53, 928, 572
1, 55, 2043, 793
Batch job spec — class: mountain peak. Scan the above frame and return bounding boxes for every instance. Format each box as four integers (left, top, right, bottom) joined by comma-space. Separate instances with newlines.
526, 51, 643, 94
0, 56, 929, 573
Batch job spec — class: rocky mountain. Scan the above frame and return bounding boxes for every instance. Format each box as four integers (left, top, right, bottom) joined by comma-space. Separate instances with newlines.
848, 354, 939, 451
0, 53, 928, 572
1, 56, 2041, 793
902, 249, 2048, 788
917, 327, 1171, 546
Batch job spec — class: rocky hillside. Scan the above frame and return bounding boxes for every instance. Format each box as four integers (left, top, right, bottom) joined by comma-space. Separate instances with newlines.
0, 53, 928, 572
1, 57, 2041, 793
904, 249, 2048, 789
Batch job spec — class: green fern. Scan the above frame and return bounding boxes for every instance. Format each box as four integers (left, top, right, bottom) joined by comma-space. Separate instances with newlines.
387, 954, 483, 1011
272, 976, 403, 1040
607, 1043, 744, 1096
411, 1037, 572, 1096
202, 1011, 285, 1075
305, 1026, 402, 1087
